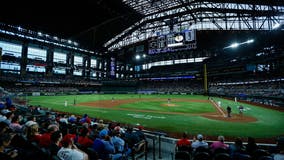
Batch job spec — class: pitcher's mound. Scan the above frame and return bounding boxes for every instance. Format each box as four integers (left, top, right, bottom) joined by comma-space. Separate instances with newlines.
161, 103, 178, 107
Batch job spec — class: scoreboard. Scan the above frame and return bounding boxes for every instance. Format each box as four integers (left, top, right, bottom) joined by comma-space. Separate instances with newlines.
148, 30, 196, 54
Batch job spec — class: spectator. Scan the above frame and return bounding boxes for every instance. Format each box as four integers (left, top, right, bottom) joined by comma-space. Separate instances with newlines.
57, 134, 89, 160
77, 128, 93, 148
97, 119, 105, 131
92, 129, 115, 160
26, 123, 42, 143
210, 135, 229, 153
124, 126, 140, 149
191, 134, 208, 150
176, 132, 191, 152
274, 137, 284, 160
80, 114, 91, 124
39, 124, 59, 147
245, 137, 258, 155
135, 125, 146, 141
229, 137, 246, 157
112, 130, 131, 159
9, 115, 23, 133
0, 133, 18, 160
49, 131, 62, 156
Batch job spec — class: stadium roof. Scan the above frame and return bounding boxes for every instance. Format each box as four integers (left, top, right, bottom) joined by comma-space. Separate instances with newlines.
0, 0, 142, 50
0, 0, 283, 51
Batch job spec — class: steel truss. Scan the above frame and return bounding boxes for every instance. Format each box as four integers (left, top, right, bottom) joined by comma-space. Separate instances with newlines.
105, 0, 284, 51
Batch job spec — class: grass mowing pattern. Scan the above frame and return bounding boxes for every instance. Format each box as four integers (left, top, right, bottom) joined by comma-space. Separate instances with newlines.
27, 94, 284, 138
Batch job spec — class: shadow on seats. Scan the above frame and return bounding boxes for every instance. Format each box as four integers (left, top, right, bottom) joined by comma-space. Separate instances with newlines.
193, 152, 211, 160
252, 149, 270, 160
214, 153, 230, 160
175, 151, 191, 160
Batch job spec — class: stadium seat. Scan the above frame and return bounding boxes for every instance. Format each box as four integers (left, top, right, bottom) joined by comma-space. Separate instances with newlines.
258, 156, 273, 160
213, 147, 229, 155
132, 140, 146, 160
213, 153, 230, 160
252, 149, 270, 160
193, 151, 211, 160
175, 151, 191, 160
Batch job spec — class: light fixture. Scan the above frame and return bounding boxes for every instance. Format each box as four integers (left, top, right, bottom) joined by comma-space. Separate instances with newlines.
272, 23, 280, 29
135, 55, 141, 60
230, 43, 239, 48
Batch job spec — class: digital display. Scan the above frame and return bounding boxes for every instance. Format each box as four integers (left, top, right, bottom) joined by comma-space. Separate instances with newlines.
148, 30, 196, 54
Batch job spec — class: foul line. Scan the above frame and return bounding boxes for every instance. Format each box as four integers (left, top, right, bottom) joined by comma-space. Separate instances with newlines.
210, 100, 226, 117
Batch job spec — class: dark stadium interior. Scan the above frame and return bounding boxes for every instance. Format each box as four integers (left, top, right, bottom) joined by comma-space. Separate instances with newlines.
0, 0, 284, 160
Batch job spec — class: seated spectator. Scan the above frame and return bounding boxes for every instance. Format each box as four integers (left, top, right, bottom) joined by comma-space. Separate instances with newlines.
0, 133, 18, 160
0, 121, 10, 134
80, 114, 91, 124
124, 126, 140, 149
0, 101, 5, 110
25, 116, 37, 127
97, 119, 105, 130
92, 129, 115, 160
59, 114, 68, 124
26, 123, 42, 143
112, 130, 131, 159
77, 128, 93, 148
191, 134, 209, 150
114, 123, 125, 134
49, 131, 62, 156
9, 115, 23, 133
57, 134, 89, 160
39, 124, 59, 147
176, 132, 191, 152
135, 125, 146, 142
245, 137, 258, 155
210, 135, 229, 153
274, 137, 284, 160
229, 137, 246, 157
4, 112, 14, 125
68, 115, 77, 123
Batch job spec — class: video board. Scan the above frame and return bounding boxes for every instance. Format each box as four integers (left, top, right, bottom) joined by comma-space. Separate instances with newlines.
148, 30, 196, 54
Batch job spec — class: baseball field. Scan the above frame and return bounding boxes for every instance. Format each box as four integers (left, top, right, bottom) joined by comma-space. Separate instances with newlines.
27, 94, 284, 141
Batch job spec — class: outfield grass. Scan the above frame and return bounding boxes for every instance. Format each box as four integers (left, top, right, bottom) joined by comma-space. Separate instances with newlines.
27, 94, 284, 139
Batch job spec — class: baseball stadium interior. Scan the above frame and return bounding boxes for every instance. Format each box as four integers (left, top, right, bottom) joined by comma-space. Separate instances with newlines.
0, 0, 284, 160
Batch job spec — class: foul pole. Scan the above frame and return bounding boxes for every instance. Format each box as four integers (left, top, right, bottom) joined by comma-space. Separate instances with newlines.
204, 64, 208, 95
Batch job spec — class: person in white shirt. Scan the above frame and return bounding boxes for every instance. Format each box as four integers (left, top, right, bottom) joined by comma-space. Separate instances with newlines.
57, 134, 89, 160
274, 137, 284, 160
191, 134, 209, 150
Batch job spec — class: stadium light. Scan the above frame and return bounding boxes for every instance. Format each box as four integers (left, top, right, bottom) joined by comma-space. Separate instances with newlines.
272, 23, 280, 29
135, 55, 141, 60
224, 39, 254, 49
230, 43, 239, 48
142, 54, 146, 58
245, 39, 254, 43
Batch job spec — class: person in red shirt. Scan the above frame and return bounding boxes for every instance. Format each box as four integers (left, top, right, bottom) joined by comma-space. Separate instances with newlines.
39, 124, 59, 147
77, 128, 93, 148
176, 132, 191, 152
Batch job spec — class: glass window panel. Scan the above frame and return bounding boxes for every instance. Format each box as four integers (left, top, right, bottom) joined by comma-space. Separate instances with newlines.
54, 52, 67, 63
74, 56, 83, 66
73, 70, 82, 76
28, 47, 47, 61
53, 67, 66, 74
0, 62, 20, 70
26, 65, 45, 72
0, 41, 22, 58
91, 59, 97, 68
